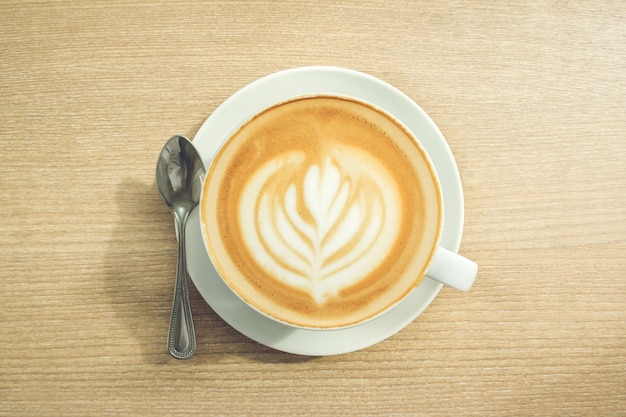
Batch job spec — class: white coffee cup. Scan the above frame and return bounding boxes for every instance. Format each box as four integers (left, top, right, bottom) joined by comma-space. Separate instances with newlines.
200, 94, 477, 330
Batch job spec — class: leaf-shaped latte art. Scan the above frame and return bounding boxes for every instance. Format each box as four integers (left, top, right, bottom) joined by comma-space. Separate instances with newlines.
239, 146, 402, 304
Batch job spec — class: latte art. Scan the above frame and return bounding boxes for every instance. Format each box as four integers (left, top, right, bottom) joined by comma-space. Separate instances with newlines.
240, 147, 401, 304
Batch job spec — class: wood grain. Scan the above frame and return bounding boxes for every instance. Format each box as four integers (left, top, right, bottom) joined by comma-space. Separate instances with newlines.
1, 1, 625, 416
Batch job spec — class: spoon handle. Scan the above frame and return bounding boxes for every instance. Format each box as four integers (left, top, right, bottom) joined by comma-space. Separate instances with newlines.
168, 212, 196, 359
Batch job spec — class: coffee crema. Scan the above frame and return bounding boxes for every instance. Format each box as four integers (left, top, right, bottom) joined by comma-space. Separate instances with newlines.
201, 95, 441, 329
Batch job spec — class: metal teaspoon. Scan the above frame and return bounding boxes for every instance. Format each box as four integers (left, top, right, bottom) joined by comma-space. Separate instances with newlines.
156, 135, 206, 359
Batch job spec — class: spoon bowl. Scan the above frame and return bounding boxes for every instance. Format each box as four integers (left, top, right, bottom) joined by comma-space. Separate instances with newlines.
156, 135, 206, 359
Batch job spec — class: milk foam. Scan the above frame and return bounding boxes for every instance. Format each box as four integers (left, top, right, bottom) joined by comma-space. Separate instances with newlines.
239, 143, 402, 304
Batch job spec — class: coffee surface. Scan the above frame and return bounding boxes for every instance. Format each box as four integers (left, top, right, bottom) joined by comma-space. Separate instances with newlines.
201, 96, 441, 328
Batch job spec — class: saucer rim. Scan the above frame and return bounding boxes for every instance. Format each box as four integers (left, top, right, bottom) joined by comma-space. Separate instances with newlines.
186, 66, 464, 355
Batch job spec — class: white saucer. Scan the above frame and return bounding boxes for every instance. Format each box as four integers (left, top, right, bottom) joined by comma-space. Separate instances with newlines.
186, 66, 465, 356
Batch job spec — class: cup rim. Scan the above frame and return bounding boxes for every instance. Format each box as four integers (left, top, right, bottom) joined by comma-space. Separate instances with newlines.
199, 93, 443, 331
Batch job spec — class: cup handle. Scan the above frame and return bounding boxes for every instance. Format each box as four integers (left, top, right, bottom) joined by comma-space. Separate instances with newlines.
425, 247, 478, 291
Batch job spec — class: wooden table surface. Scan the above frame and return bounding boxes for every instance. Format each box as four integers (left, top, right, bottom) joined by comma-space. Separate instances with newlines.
1, 1, 625, 416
